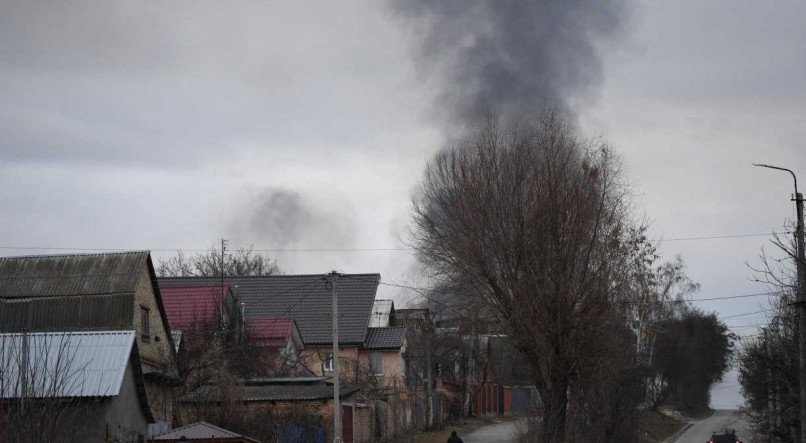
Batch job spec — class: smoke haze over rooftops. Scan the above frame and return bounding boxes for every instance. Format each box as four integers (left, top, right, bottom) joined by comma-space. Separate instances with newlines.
388, 0, 631, 131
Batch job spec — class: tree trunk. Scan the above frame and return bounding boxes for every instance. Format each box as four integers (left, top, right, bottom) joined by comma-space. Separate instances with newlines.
540, 378, 569, 443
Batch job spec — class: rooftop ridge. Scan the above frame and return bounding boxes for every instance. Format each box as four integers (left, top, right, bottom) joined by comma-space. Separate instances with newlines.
0, 250, 150, 260
160, 284, 229, 289
158, 272, 381, 279
152, 421, 241, 438
0, 330, 136, 337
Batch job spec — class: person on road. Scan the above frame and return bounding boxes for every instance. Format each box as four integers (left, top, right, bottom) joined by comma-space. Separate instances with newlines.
447, 430, 463, 443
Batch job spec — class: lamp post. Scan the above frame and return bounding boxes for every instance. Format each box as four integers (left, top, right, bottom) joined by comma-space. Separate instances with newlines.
754, 163, 806, 441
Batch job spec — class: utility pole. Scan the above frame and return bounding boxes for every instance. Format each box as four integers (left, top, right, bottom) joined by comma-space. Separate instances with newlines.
425, 315, 434, 429
754, 163, 806, 441
220, 238, 228, 285
327, 271, 342, 443
796, 188, 806, 443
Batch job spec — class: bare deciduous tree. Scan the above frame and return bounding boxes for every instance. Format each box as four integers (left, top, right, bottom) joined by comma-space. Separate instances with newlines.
0, 333, 108, 443
410, 111, 644, 441
740, 226, 802, 440
157, 244, 280, 277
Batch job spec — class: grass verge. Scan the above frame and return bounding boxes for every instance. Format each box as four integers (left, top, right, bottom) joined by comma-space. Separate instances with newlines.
638, 410, 687, 443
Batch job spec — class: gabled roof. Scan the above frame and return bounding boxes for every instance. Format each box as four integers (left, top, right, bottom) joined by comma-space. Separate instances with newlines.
368, 299, 394, 328
0, 252, 178, 375
0, 330, 137, 398
362, 326, 407, 350
151, 421, 258, 442
158, 274, 380, 345
0, 251, 149, 298
246, 317, 297, 348
160, 284, 231, 331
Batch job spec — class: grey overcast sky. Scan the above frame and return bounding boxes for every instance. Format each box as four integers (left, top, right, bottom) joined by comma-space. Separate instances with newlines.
1, 0, 805, 408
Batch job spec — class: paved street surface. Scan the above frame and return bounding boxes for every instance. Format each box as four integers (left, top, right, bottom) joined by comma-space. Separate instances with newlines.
462, 420, 520, 443
671, 410, 754, 443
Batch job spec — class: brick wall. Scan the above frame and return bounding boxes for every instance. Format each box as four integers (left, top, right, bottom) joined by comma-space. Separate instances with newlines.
300, 346, 360, 379
352, 404, 374, 443
133, 268, 178, 425
133, 268, 177, 374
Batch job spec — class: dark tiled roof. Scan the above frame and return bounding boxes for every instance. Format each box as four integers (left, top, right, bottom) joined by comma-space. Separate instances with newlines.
363, 326, 407, 350
0, 251, 149, 298
158, 274, 379, 345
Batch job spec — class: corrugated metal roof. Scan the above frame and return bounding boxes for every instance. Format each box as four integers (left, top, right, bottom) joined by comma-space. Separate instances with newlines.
0, 251, 148, 298
362, 326, 407, 350
368, 299, 394, 328
0, 293, 133, 332
159, 274, 380, 345
152, 421, 258, 442
241, 383, 360, 402
0, 330, 135, 398
243, 377, 326, 384
183, 380, 360, 403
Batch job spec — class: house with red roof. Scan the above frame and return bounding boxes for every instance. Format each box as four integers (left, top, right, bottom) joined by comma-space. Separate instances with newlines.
160, 285, 304, 373
160, 285, 234, 332
159, 284, 238, 353
246, 316, 304, 352
158, 275, 413, 442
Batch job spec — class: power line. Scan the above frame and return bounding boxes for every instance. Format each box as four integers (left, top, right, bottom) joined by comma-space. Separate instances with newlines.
725, 323, 768, 329
662, 232, 791, 242
671, 291, 783, 303
346, 275, 784, 310
719, 308, 775, 320
284, 275, 330, 314
0, 231, 793, 254
0, 245, 414, 253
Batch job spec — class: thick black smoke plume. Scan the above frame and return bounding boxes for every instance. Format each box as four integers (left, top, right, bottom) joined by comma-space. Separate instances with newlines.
390, 0, 629, 129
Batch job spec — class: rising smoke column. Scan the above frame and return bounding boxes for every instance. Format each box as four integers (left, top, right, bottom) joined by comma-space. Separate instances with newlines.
390, 0, 630, 129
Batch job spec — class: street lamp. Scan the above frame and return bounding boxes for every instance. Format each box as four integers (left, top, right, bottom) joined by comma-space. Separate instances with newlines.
753, 163, 806, 441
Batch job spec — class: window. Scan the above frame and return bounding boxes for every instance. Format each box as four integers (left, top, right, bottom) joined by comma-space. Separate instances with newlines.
323, 353, 334, 372
140, 306, 150, 340
369, 352, 383, 376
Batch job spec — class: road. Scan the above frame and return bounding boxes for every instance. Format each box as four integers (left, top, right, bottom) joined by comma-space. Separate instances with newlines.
455, 411, 751, 443
462, 420, 520, 443
670, 410, 754, 443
